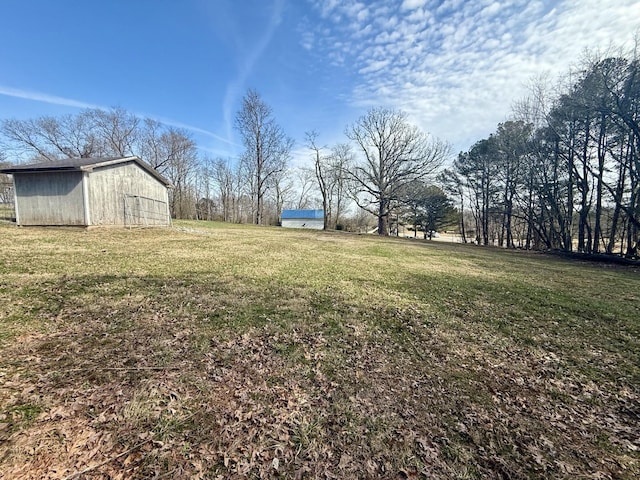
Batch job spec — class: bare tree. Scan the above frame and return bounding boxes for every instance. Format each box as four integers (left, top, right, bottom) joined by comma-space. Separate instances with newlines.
57, 112, 100, 158
88, 107, 139, 157
272, 171, 295, 225
327, 143, 353, 228
194, 158, 215, 221
139, 118, 167, 171
209, 158, 236, 222
1, 112, 102, 161
160, 129, 198, 219
306, 131, 330, 229
235, 89, 293, 225
438, 169, 468, 243
345, 107, 449, 235
0, 153, 12, 208
138, 118, 199, 218
2, 117, 67, 161
3, 108, 141, 162
304, 132, 353, 229
293, 167, 317, 210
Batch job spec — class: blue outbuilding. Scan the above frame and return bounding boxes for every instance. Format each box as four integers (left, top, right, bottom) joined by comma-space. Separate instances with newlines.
281, 209, 324, 229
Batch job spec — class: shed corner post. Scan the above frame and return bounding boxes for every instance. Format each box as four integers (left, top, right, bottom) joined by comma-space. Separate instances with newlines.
82, 171, 92, 226
12, 175, 20, 225
166, 188, 172, 226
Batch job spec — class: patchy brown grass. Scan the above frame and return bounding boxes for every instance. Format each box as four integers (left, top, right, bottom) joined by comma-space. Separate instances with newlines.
0, 221, 638, 479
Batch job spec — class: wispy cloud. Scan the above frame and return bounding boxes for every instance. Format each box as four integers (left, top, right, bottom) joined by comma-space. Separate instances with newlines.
222, 0, 285, 142
141, 114, 237, 145
306, 0, 640, 152
0, 85, 100, 110
0, 84, 237, 147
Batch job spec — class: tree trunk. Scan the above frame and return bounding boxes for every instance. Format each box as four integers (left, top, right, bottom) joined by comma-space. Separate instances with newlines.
323, 194, 329, 230
608, 140, 630, 253
505, 194, 514, 248
256, 192, 263, 225
378, 198, 389, 235
565, 136, 574, 251
593, 113, 607, 253
459, 195, 467, 244
578, 118, 591, 253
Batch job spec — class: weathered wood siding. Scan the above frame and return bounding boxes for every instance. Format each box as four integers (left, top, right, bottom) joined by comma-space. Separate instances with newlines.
14, 172, 85, 225
89, 162, 169, 225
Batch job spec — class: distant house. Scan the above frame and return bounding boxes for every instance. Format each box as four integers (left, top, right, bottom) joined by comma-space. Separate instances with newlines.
0, 156, 171, 227
281, 209, 324, 229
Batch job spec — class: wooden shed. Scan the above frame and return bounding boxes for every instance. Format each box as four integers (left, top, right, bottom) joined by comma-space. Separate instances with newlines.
281, 209, 324, 229
0, 156, 171, 226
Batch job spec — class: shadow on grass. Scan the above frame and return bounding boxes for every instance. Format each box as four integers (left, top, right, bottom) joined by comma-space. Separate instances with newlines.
399, 269, 640, 381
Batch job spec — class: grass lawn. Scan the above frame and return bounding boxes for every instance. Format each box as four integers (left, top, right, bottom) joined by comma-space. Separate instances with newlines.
0, 220, 638, 479
0, 204, 15, 221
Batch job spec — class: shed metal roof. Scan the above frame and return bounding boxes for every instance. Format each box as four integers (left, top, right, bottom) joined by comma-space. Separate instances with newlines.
0, 156, 171, 187
281, 209, 324, 219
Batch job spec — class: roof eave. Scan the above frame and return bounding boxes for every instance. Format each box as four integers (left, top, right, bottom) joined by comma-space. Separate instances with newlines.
1, 156, 172, 187
85, 155, 139, 171
0, 166, 83, 174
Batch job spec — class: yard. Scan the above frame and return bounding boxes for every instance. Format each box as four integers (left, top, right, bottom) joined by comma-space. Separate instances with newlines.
0, 221, 638, 479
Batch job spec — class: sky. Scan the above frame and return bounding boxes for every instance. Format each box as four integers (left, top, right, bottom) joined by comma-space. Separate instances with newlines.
0, 0, 639, 165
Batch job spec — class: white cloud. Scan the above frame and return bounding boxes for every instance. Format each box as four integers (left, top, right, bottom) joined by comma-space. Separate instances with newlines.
479, 2, 502, 18
314, 0, 340, 18
305, 0, 640, 152
0, 85, 100, 110
359, 59, 390, 74
356, 7, 369, 23
401, 0, 428, 10
300, 28, 315, 50
353, 23, 373, 39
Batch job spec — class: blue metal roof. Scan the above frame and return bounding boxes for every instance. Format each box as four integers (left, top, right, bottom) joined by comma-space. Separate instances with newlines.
281, 209, 324, 219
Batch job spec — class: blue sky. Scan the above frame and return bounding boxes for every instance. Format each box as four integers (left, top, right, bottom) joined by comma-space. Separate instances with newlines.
1, 0, 639, 164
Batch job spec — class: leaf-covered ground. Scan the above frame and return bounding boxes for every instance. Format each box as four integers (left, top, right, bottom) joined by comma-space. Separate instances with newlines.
0, 221, 638, 479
